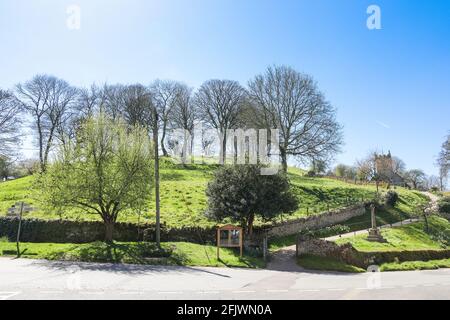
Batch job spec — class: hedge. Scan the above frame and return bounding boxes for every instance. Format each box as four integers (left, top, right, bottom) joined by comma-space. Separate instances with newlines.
0, 217, 216, 244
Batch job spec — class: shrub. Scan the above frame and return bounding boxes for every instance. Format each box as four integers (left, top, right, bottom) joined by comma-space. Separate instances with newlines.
438, 197, 450, 214
0, 236, 9, 243
305, 170, 316, 177
384, 190, 399, 207
206, 164, 298, 235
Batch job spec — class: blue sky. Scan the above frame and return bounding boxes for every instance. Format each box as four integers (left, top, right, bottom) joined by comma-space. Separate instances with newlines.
0, 0, 449, 176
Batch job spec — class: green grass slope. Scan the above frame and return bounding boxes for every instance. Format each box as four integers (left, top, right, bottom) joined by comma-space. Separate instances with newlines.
335, 216, 450, 252
0, 159, 429, 228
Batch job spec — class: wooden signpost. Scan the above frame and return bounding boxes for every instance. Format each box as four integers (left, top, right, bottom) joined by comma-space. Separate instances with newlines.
216, 224, 243, 259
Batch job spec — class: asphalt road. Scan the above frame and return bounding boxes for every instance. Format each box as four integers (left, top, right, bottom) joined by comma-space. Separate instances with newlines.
0, 257, 449, 300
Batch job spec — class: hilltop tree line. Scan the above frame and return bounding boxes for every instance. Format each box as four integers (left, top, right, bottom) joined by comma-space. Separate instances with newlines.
0, 65, 343, 176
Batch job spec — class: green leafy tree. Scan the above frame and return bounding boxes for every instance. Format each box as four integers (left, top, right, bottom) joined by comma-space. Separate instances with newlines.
334, 164, 348, 178
205, 164, 298, 236
37, 113, 153, 242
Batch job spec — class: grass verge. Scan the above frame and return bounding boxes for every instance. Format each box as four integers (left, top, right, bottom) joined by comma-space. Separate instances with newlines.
0, 241, 264, 268
297, 254, 365, 273
380, 258, 450, 271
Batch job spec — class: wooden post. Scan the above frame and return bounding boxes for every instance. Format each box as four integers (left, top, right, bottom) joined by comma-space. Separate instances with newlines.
262, 235, 267, 261
16, 202, 24, 258
239, 230, 242, 257
217, 228, 220, 259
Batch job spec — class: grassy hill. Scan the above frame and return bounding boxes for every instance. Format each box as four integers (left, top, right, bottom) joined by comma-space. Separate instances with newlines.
335, 216, 450, 252
0, 159, 429, 228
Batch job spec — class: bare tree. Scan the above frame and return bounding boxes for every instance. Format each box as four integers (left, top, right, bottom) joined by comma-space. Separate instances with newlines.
356, 152, 382, 192
392, 156, 406, 175
201, 127, 216, 158
405, 169, 426, 190
437, 134, 449, 191
16, 75, 78, 172
195, 79, 247, 164
248, 65, 343, 173
121, 84, 153, 128
171, 84, 195, 134
170, 84, 197, 161
77, 84, 102, 119
150, 80, 179, 157
101, 84, 126, 120
0, 89, 22, 157
425, 175, 440, 190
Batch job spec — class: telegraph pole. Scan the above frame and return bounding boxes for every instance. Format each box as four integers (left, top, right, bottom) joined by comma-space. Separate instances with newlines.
153, 109, 161, 248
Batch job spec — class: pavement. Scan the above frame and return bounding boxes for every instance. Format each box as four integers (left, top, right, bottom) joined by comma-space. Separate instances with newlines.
0, 257, 449, 300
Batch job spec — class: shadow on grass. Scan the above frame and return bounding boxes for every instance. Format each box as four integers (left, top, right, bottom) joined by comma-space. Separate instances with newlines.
160, 172, 185, 181
46, 241, 172, 265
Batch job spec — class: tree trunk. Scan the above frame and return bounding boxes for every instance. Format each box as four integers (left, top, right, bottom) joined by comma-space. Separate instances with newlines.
220, 130, 227, 165
246, 213, 255, 238
104, 220, 115, 243
37, 116, 46, 172
423, 213, 429, 233
161, 122, 168, 157
280, 147, 288, 173
233, 136, 237, 164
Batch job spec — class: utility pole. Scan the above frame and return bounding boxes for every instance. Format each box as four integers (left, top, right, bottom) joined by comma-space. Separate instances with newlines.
16, 202, 24, 257
153, 108, 161, 248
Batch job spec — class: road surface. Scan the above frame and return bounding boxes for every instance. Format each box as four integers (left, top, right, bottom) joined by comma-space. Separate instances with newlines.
0, 257, 449, 300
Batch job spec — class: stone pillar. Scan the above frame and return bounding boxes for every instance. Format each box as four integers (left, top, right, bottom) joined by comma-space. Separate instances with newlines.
367, 204, 386, 242
371, 204, 377, 229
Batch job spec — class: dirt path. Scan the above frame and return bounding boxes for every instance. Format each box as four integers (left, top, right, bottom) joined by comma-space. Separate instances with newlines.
421, 191, 440, 212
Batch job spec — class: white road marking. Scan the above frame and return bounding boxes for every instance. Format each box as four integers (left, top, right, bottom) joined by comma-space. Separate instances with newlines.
422, 284, 435, 287
327, 288, 345, 291
0, 292, 20, 300
82, 291, 104, 295
120, 291, 142, 295
40, 290, 64, 294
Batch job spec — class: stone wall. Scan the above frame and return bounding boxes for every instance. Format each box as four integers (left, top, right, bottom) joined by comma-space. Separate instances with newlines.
264, 204, 366, 238
296, 237, 450, 268
0, 217, 216, 244
0, 204, 366, 244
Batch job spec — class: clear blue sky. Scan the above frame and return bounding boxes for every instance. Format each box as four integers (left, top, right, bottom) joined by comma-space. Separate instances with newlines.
1, 0, 449, 176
